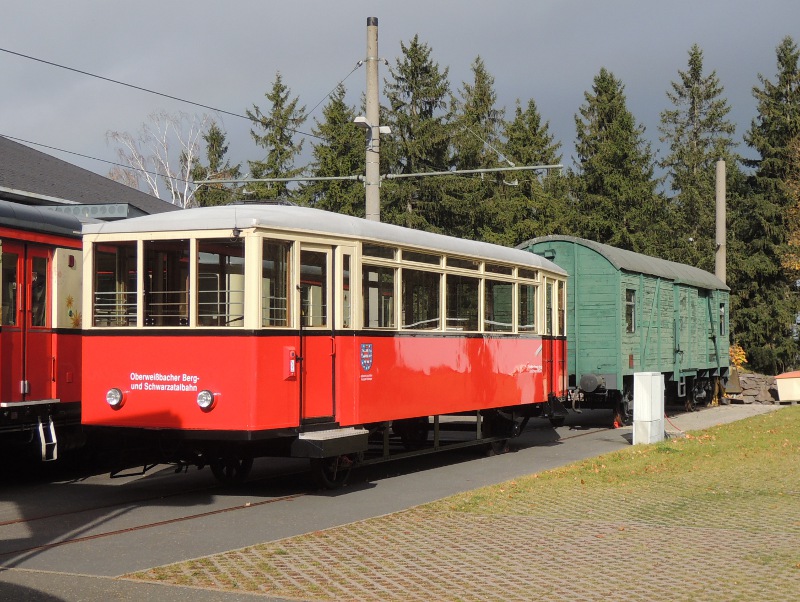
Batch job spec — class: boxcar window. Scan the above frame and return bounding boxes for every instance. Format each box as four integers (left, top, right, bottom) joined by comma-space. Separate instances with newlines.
485, 279, 513, 332
2, 251, 18, 326
363, 265, 395, 328
262, 240, 291, 327
197, 239, 244, 327
93, 242, 137, 327
719, 303, 727, 336
300, 250, 327, 327
519, 283, 537, 332
625, 289, 636, 333
446, 274, 479, 331
144, 240, 189, 327
402, 268, 441, 329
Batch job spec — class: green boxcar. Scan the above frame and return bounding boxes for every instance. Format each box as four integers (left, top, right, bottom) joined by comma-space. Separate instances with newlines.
518, 236, 729, 424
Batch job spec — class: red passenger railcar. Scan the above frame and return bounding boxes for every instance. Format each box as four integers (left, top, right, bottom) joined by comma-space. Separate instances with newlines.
1, 200, 84, 462
81, 205, 568, 485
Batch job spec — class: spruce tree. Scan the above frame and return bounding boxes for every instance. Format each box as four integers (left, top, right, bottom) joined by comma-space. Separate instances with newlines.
733, 36, 800, 373
299, 84, 365, 216
499, 98, 570, 245
573, 68, 663, 254
191, 122, 242, 207
381, 35, 452, 231
246, 72, 307, 201
658, 44, 739, 271
446, 56, 505, 240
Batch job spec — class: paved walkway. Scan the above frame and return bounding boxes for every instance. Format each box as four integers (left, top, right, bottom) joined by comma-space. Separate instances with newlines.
120, 403, 798, 602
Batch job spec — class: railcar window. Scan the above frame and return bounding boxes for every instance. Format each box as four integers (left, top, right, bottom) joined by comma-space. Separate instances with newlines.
403, 250, 441, 265
197, 239, 244, 327
93, 242, 137, 327
300, 250, 327, 327
625, 289, 636, 333
485, 263, 512, 275
363, 265, 395, 328
30, 256, 48, 327
446, 274, 479, 331
519, 283, 537, 332
558, 280, 565, 335
1, 252, 18, 326
144, 240, 189, 327
447, 257, 479, 270
518, 268, 538, 280
545, 282, 554, 335
485, 279, 513, 332
363, 244, 396, 260
402, 268, 441, 329
262, 240, 291, 327
342, 254, 352, 329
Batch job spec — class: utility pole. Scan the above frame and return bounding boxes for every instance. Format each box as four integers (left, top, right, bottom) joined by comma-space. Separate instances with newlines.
364, 16, 381, 222
715, 160, 726, 284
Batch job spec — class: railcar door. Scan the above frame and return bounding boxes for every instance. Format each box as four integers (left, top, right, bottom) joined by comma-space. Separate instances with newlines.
298, 245, 334, 421
1, 243, 53, 403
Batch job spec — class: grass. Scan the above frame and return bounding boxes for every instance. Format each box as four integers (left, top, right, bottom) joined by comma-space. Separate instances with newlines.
426, 405, 800, 518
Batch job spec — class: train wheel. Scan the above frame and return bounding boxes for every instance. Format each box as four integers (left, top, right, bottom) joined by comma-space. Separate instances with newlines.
311, 454, 355, 490
613, 391, 633, 427
549, 415, 566, 428
210, 455, 253, 485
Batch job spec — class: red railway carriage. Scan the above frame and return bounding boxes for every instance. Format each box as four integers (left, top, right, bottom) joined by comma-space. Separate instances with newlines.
81, 205, 568, 485
1, 200, 83, 461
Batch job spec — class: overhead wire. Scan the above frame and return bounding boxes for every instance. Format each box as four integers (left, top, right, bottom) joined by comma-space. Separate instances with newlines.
0, 46, 367, 180
0, 47, 367, 147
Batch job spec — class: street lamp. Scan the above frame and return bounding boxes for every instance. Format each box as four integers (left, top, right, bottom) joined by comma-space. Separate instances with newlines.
354, 116, 391, 150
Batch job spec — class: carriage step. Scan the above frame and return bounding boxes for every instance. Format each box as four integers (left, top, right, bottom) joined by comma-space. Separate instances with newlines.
292, 427, 369, 459
37, 415, 58, 462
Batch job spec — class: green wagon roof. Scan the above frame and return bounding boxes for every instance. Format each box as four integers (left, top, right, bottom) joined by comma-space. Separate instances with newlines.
519, 235, 729, 292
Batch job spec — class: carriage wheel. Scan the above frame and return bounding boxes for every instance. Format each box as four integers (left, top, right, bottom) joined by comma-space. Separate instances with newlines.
311, 454, 355, 489
210, 455, 253, 485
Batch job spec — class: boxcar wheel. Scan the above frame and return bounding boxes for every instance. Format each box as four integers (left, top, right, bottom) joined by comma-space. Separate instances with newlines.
311, 455, 354, 490
210, 456, 253, 485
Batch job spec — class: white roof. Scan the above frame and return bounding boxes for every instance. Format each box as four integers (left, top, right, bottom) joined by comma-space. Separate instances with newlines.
83, 204, 567, 275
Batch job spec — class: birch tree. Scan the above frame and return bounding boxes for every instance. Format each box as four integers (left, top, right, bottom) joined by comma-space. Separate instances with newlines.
107, 110, 210, 207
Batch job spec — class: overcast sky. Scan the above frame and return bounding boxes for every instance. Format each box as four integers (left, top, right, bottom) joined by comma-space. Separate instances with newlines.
1, 1, 798, 187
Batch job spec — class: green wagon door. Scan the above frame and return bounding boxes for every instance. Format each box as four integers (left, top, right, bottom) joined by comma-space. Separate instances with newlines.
674, 287, 689, 394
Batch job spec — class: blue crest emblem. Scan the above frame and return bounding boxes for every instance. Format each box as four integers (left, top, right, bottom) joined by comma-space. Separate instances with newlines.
360, 343, 373, 371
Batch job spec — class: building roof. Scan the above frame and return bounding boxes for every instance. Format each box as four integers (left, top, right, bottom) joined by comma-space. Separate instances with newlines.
84, 204, 568, 275
0, 136, 179, 217
519, 234, 729, 291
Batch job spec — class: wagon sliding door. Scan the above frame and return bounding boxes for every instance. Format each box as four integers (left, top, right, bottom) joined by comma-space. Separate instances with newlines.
298, 245, 334, 421
1, 243, 53, 403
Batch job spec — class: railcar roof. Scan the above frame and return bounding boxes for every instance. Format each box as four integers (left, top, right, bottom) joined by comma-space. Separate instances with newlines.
83, 204, 567, 275
519, 234, 729, 291
0, 199, 83, 238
